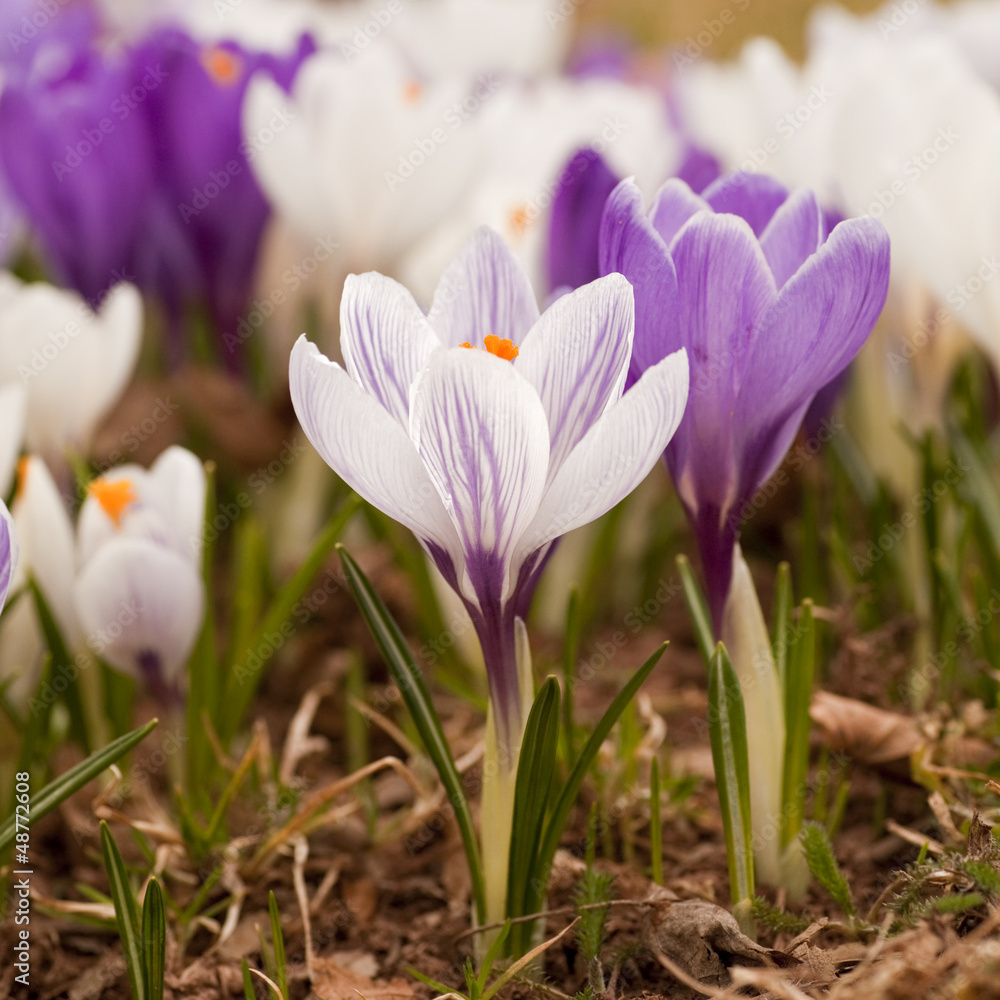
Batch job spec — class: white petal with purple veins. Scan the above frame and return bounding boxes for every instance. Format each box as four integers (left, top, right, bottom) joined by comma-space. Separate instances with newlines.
515, 273, 634, 483
340, 272, 442, 427
0, 499, 17, 616
519, 348, 689, 557
290, 336, 460, 558
75, 537, 204, 687
409, 348, 549, 604
428, 228, 540, 349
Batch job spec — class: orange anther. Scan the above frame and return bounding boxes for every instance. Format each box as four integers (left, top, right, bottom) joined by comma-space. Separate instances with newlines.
89, 478, 138, 527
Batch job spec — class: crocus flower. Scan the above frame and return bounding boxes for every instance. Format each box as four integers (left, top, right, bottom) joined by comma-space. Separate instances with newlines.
291, 227, 689, 740
0, 276, 141, 469
0, 43, 156, 303
292, 226, 688, 923
130, 28, 315, 364
600, 173, 890, 625
74, 446, 206, 698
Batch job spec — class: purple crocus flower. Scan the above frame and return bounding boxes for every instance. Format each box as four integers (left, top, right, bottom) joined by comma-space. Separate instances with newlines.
290, 227, 689, 746
0, 500, 17, 616
600, 172, 890, 625
0, 42, 155, 302
130, 28, 314, 363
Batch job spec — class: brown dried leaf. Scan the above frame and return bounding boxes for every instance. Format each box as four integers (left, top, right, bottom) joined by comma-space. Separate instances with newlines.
810, 690, 924, 764
644, 899, 794, 985
309, 955, 413, 1000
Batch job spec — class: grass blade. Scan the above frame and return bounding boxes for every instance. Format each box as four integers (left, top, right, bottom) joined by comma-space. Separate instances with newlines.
101, 821, 145, 1000
142, 877, 166, 1000
708, 643, 754, 909
561, 588, 581, 762
268, 891, 288, 1000
525, 645, 665, 926
771, 562, 792, 695
0, 719, 158, 853
338, 545, 485, 924
223, 494, 360, 743
507, 678, 560, 946
781, 601, 815, 852
677, 555, 714, 664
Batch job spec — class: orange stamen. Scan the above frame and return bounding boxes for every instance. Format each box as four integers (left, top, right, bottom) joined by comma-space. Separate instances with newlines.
459, 336, 519, 360
508, 204, 530, 236
89, 478, 138, 527
15, 457, 29, 499
202, 46, 243, 85
403, 80, 423, 103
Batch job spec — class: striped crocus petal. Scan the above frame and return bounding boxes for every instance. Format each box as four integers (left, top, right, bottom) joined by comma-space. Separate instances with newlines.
427, 227, 540, 349
409, 347, 550, 607
289, 336, 462, 564
0, 499, 17, 616
515, 272, 634, 482
75, 536, 204, 692
340, 272, 441, 428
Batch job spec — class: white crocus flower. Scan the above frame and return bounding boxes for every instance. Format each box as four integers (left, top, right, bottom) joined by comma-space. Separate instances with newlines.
243, 46, 486, 275
0, 277, 141, 468
0, 383, 26, 498
74, 447, 206, 696
398, 76, 681, 300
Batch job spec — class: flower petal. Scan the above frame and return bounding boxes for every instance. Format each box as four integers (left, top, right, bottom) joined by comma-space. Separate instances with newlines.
340, 272, 441, 427
409, 348, 550, 604
0, 382, 26, 497
734, 215, 890, 494
546, 147, 620, 293
599, 178, 679, 378
666, 211, 776, 515
146, 446, 207, 562
0, 499, 17, 616
427, 227, 540, 349
758, 186, 824, 289
519, 348, 689, 556
75, 536, 204, 686
515, 273, 633, 481
13, 456, 77, 646
648, 177, 710, 247
701, 171, 789, 236
289, 336, 460, 557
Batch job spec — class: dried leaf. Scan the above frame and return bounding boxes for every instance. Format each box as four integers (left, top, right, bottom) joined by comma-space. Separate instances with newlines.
310, 956, 413, 1000
810, 690, 924, 764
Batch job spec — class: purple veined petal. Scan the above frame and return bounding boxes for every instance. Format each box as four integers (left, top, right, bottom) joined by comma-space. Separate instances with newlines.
0, 499, 18, 616
289, 336, 462, 562
74, 536, 204, 690
518, 348, 689, 558
701, 171, 789, 237
648, 177, 711, 248
733, 215, 890, 495
758, 187, 824, 290
515, 272, 633, 483
427, 227, 540, 349
340, 272, 442, 428
599, 179, 679, 379
546, 147, 620, 293
409, 347, 550, 606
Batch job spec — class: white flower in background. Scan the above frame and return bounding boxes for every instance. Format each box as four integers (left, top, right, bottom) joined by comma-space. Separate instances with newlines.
398, 76, 681, 300
0, 383, 26, 497
243, 46, 485, 273
387, 0, 570, 79
0, 277, 141, 467
74, 446, 206, 695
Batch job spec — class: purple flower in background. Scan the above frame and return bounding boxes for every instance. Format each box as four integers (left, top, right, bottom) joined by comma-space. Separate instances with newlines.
0, 43, 156, 302
0, 500, 17, 616
600, 173, 890, 625
290, 228, 689, 745
130, 29, 314, 362
0, 19, 313, 363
